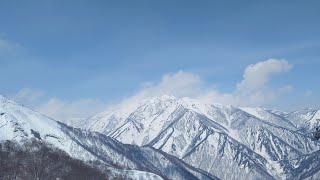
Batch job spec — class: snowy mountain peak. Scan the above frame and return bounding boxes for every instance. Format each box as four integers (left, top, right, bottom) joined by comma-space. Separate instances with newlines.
2, 94, 320, 179
160, 94, 177, 100
77, 95, 320, 179
0, 95, 13, 104
0, 96, 219, 180
143, 94, 178, 104
0, 95, 63, 143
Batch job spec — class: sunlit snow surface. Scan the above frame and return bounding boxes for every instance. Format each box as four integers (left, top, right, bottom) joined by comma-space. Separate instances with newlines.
0, 95, 217, 180
2, 94, 320, 179
78, 95, 320, 179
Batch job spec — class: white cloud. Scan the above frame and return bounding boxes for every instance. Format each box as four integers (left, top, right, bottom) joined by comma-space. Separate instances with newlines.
10, 88, 107, 124
196, 91, 236, 105
236, 59, 292, 93
117, 59, 293, 108
10, 59, 294, 122
106, 71, 207, 111
136, 71, 204, 97
11, 88, 44, 105
231, 59, 293, 106
36, 98, 107, 124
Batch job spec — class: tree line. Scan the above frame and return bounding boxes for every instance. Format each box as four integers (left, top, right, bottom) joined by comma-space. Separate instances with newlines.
0, 138, 125, 180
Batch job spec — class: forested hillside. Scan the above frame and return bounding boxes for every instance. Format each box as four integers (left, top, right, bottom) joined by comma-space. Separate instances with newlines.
0, 138, 124, 180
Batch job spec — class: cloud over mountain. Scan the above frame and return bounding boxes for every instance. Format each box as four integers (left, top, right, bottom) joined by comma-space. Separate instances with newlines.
115, 58, 293, 110
10, 59, 293, 122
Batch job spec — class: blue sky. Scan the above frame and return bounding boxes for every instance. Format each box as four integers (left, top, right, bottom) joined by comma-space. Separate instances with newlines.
0, 0, 319, 121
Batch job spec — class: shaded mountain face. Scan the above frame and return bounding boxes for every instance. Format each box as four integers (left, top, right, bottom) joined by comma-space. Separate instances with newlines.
0, 95, 218, 180
78, 95, 320, 179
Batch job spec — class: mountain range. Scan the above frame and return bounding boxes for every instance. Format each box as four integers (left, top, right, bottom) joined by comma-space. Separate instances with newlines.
1, 94, 320, 179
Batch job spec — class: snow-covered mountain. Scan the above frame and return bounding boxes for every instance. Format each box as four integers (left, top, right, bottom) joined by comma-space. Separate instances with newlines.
0, 95, 218, 180
2, 94, 320, 179
285, 108, 320, 131
78, 95, 320, 179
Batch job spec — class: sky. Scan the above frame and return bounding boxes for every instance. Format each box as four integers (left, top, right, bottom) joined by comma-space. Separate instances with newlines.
0, 0, 320, 122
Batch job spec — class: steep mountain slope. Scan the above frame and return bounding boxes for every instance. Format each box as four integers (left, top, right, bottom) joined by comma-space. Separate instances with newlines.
79, 95, 320, 179
0, 95, 218, 180
78, 95, 180, 145
240, 107, 296, 129
0, 95, 83, 154
2, 94, 320, 179
285, 109, 320, 131
286, 150, 320, 180
61, 124, 217, 180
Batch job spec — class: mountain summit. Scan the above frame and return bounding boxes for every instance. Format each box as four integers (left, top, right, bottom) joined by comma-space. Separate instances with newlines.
0, 95, 218, 180
1, 95, 320, 179
77, 95, 320, 179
